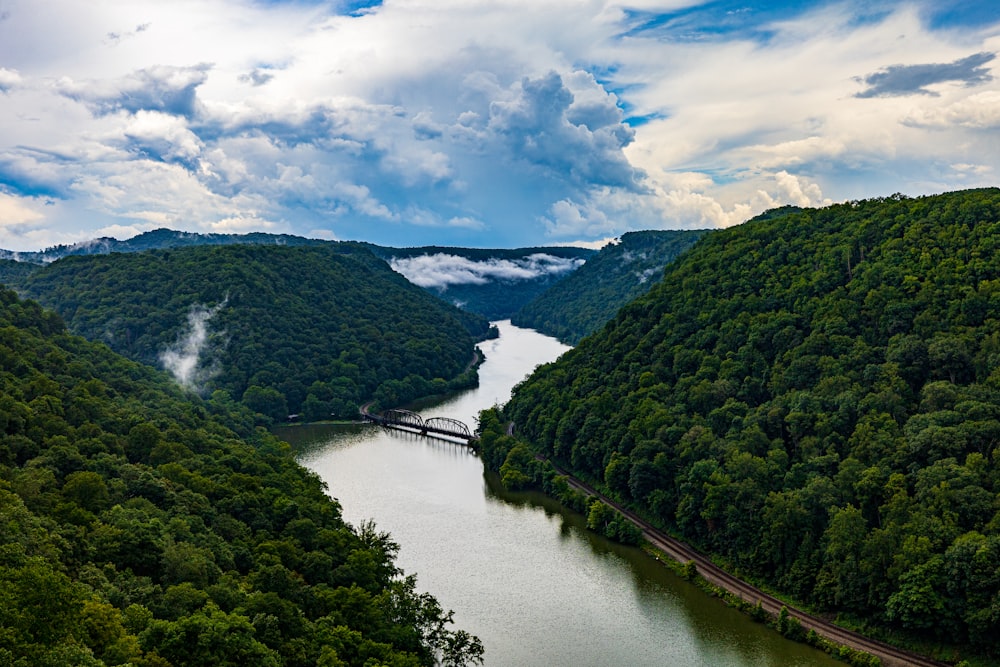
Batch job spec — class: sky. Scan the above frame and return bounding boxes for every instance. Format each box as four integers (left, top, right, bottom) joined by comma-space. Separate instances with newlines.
0, 0, 998, 251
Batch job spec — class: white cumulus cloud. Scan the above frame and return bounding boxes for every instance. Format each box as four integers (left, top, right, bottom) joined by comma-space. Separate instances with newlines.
0, 0, 996, 250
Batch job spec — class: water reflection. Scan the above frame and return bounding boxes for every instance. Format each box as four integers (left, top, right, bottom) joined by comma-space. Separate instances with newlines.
479, 473, 836, 667
278, 321, 840, 667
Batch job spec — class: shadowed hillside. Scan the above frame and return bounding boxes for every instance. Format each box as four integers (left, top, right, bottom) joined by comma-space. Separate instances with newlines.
0, 287, 482, 665
512, 230, 706, 344
22, 244, 490, 422
491, 188, 1000, 662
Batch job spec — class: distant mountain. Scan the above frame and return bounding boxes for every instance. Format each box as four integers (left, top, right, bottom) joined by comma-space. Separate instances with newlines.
368, 244, 597, 320
0, 228, 326, 264
22, 243, 490, 421
512, 230, 706, 344
2, 229, 595, 320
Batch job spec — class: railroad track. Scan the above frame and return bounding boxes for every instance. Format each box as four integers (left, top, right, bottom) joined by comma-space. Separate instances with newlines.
552, 464, 948, 667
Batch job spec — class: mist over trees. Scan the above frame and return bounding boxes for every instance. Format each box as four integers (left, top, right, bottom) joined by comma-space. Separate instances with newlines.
0, 286, 483, 665
10, 183, 1000, 663
512, 230, 707, 344
21, 243, 491, 422
494, 189, 1000, 660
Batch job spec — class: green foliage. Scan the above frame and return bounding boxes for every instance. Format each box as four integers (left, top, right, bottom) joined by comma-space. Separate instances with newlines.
479, 409, 640, 546
4, 227, 332, 264
0, 259, 40, 290
513, 230, 705, 344
777, 605, 806, 642
583, 499, 642, 546
0, 287, 483, 665
503, 189, 1000, 658
22, 244, 490, 422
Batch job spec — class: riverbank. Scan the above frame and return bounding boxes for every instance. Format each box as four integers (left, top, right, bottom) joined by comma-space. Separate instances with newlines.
544, 457, 950, 667
293, 321, 843, 666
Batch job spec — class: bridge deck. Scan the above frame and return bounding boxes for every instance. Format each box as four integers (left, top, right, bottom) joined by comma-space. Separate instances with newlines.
361, 406, 478, 447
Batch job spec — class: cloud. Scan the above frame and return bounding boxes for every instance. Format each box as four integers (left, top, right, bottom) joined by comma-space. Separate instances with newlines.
0, 0, 998, 250
950, 162, 992, 178
446, 216, 486, 230
0, 67, 20, 92
563, 236, 617, 250
0, 191, 45, 227
208, 216, 278, 232
855, 51, 996, 98
121, 110, 203, 163
543, 197, 613, 238
58, 63, 212, 117
308, 228, 339, 240
66, 157, 280, 232
239, 66, 276, 87
487, 71, 639, 188
159, 300, 227, 393
390, 253, 585, 288
739, 136, 848, 169
106, 22, 151, 46
0, 191, 86, 250
91, 223, 148, 240
902, 91, 1000, 128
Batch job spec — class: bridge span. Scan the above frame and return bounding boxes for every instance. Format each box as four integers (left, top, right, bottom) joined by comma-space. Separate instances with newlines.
360, 404, 478, 448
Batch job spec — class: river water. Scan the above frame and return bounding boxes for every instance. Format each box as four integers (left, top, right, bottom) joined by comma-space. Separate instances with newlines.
277, 321, 839, 667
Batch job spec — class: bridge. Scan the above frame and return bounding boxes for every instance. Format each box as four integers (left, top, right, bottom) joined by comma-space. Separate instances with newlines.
360, 405, 478, 447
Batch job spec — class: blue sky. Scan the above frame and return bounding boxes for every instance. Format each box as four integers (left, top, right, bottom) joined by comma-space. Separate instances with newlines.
0, 0, 998, 251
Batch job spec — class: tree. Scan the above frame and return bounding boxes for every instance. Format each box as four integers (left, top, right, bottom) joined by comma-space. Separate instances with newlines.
242, 385, 288, 422
141, 604, 282, 667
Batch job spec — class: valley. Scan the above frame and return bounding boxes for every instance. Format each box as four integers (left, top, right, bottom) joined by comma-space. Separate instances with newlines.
2, 189, 1000, 666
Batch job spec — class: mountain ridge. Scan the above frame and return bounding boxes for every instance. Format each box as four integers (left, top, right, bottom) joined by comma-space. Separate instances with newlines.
494, 187, 1000, 662
512, 229, 707, 344
20, 243, 491, 421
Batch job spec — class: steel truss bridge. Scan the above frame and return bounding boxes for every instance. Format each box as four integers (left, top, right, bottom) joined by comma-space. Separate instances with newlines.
361, 406, 478, 447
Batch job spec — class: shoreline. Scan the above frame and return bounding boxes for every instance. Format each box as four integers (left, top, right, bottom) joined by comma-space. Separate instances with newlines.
544, 458, 950, 667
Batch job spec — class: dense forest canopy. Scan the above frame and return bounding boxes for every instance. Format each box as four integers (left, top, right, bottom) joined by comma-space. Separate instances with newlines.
0, 230, 598, 324
0, 259, 39, 290
0, 228, 329, 264
369, 244, 596, 320
512, 230, 707, 344
21, 244, 490, 421
498, 189, 1000, 659
0, 287, 482, 665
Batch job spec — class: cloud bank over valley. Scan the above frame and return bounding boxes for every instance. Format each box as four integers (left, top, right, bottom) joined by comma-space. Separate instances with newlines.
391, 253, 586, 289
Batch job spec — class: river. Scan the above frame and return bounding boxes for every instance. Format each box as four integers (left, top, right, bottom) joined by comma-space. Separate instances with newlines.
277, 321, 840, 667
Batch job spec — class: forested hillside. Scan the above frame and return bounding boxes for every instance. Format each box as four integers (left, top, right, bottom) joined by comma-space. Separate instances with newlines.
22, 244, 490, 422
512, 230, 706, 344
0, 259, 39, 290
1, 229, 598, 322
0, 228, 327, 264
495, 189, 1000, 659
2, 229, 597, 322
371, 245, 595, 320
0, 287, 482, 665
